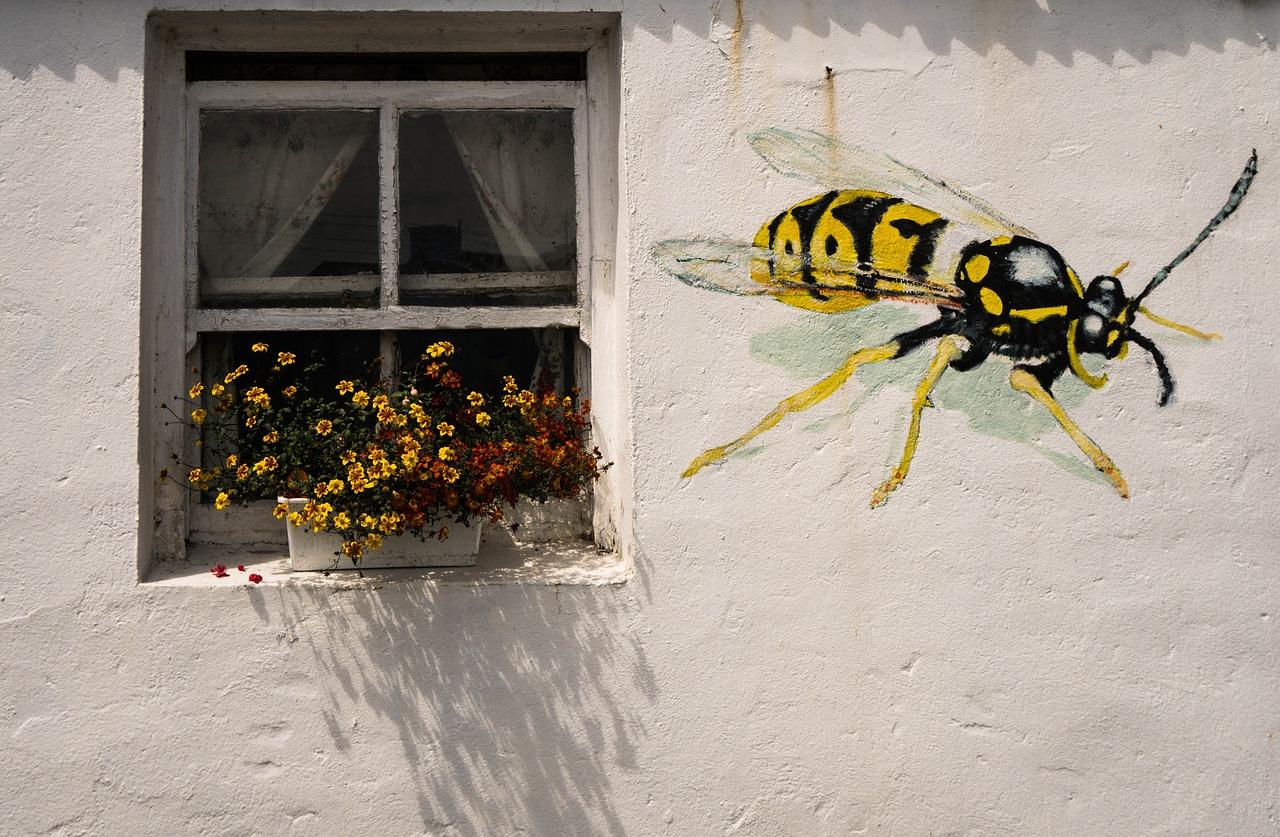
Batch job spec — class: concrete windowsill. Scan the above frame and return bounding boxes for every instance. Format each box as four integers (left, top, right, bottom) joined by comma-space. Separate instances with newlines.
143, 525, 630, 588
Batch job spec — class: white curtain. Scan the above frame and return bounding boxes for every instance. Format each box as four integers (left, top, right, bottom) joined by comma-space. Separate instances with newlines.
445, 113, 570, 391
198, 111, 372, 279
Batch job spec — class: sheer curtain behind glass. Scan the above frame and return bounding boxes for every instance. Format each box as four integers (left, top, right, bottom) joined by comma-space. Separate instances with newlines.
198, 110, 377, 282
443, 110, 575, 388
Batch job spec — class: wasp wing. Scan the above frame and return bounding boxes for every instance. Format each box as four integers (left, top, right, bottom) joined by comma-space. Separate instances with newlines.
749, 128, 1039, 240
654, 238, 966, 310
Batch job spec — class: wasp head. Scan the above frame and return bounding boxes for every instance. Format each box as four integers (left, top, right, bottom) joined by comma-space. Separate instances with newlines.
1078, 275, 1128, 359
1073, 274, 1173, 405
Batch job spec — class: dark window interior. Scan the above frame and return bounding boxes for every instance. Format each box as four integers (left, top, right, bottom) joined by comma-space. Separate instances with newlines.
187, 52, 586, 82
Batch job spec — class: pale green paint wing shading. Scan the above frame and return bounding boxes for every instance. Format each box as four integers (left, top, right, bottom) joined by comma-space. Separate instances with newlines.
747, 310, 1108, 487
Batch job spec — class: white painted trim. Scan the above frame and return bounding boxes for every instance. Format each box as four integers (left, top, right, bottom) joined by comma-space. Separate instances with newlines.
572, 89, 592, 340
142, 12, 625, 575
201, 271, 575, 300
378, 103, 400, 309
191, 305, 580, 332
154, 11, 612, 54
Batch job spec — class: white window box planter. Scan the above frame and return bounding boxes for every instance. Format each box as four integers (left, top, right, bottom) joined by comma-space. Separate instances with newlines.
280, 497, 481, 571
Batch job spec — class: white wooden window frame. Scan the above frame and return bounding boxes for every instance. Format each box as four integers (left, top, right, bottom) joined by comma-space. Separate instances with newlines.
140, 13, 624, 575
185, 80, 589, 338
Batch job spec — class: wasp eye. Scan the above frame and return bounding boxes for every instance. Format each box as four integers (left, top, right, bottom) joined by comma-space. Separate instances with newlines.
1080, 314, 1107, 348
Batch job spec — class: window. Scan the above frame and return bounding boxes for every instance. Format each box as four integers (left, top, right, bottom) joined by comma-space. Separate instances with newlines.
141, 13, 623, 575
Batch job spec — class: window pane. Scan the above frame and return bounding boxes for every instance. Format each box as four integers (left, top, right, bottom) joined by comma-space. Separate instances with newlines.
397, 328, 575, 394
188, 52, 586, 82
197, 331, 383, 484
398, 110, 575, 306
195, 329, 574, 489
198, 110, 380, 307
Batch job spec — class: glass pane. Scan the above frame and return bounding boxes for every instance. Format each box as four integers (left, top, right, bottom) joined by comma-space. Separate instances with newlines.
198, 110, 380, 307
398, 110, 575, 306
397, 328, 574, 394
188, 52, 586, 82
197, 331, 383, 484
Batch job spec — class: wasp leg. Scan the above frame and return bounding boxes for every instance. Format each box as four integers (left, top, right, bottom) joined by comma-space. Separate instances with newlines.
1008, 363, 1130, 499
682, 319, 954, 478
870, 336, 965, 507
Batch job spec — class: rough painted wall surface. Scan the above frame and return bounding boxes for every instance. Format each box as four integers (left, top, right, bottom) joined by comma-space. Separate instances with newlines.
2, 2, 1279, 834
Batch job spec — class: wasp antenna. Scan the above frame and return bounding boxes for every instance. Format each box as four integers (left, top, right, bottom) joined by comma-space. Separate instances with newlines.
1128, 149, 1257, 314
1127, 329, 1174, 406
1110, 260, 1130, 277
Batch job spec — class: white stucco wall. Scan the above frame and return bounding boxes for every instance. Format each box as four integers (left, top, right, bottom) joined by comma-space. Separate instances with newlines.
3, 1, 1279, 833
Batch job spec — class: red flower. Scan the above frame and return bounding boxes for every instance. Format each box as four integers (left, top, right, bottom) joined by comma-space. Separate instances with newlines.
248, 573, 264, 584
211, 564, 229, 578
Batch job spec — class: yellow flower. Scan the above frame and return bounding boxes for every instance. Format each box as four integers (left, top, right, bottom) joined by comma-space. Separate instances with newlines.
262, 431, 279, 444
333, 512, 351, 531
252, 456, 278, 475
243, 386, 270, 409
272, 502, 288, 520
288, 511, 304, 527
475, 411, 491, 427
326, 479, 345, 495
251, 342, 269, 352
364, 533, 384, 550
336, 380, 355, 395
225, 454, 237, 468
190, 408, 207, 425
214, 491, 231, 511
313, 481, 328, 497
503, 375, 518, 394
210, 384, 225, 396
467, 391, 485, 407
442, 466, 460, 484
341, 541, 363, 558
340, 451, 356, 465
224, 364, 249, 383
438, 446, 455, 461
236, 464, 249, 480
425, 341, 454, 359
352, 390, 370, 408
278, 352, 296, 366
283, 385, 297, 398
188, 382, 205, 398
315, 419, 333, 436
186, 468, 203, 486
244, 415, 257, 428
437, 421, 454, 437
502, 394, 518, 408
358, 514, 377, 529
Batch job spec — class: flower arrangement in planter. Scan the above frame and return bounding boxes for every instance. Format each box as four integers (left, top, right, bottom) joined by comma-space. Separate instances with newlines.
173, 340, 605, 570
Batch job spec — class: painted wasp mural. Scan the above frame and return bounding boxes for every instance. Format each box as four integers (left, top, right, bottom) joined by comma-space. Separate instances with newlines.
655, 130, 1256, 505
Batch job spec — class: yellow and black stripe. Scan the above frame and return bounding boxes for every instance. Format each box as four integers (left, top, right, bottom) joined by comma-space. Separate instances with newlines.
750, 190, 951, 313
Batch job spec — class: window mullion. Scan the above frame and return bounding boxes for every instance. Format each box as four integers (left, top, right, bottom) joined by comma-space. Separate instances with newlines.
378, 101, 400, 309
378, 103, 400, 383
